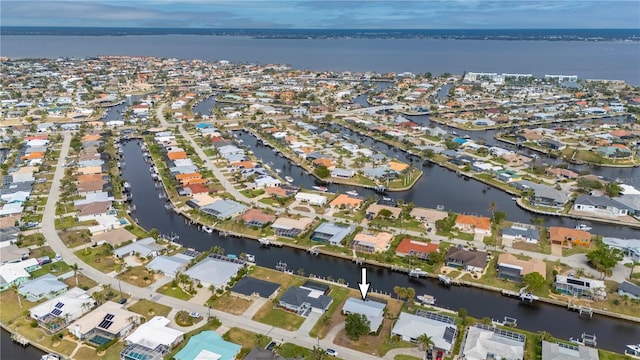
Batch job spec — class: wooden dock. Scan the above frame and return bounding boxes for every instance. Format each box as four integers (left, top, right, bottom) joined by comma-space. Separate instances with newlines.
11, 332, 29, 346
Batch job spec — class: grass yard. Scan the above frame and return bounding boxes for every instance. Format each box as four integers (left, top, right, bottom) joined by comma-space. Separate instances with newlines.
30, 246, 56, 259
157, 283, 193, 300
116, 266, 158, 287
74, 245, 124, 273
0, 289, 38, 323
8, 319, 76, 357
223, 327, 271, 358
59, 230, 92, 248
276, 343, 312, 359
309, 286, 351, 338
252, 303, 305, 331
175, 310, 203, 327
54, 216, 98, 231
395, 356, 422, 360
30, 261, 72, 278
209, 293, 253, 315
16, 233, 45, 247
127, 299, 172, 321
73, 341, 126, 360
63, 273, 98, 290
250, 267, 305, 290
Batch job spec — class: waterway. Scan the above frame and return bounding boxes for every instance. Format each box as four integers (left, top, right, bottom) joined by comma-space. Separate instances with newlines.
1, 328, 46, 358
120, 138, 640, 353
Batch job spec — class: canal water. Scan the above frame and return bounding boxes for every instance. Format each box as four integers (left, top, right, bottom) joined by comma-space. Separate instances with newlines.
1, 328, 46, 359
121, 139, 640, 353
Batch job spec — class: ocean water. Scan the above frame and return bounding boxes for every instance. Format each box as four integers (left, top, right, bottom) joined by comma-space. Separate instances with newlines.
2, 35, 639, 84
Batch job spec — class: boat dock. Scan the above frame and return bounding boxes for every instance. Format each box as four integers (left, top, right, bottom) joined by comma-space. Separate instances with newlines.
258, 237, 283, 247
568, 302, 594, 318
11, 332, 29, 346
501, 289, 540, 303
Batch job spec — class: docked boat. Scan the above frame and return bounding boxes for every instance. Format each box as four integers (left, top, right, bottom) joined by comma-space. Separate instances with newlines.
312, 186, 328, 192
202, 226, 213, 234
345, 190, 359, 197
511, 197, 517, 201
41, 354, 61, 360
575, 224, 592, 231
417, 294, 436, 305
244, 254, 256, 263
285, 176, 294, 183
626, 344, 640, 358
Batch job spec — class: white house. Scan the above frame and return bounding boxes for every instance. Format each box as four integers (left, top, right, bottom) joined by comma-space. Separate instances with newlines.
125, 316, 184, 350
295, 192, 327, 206
30, 288, 95, 332
573, 195, 630, 217
390, 311, 457, 353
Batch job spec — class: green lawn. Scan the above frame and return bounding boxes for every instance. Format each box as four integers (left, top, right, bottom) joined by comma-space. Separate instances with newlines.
157, 283, 193, 300
74, 245, 123, 273
394, 356, 422, 360
309, 286, 350, 338
116, 266, 156, 287
30, 261, 72, 278
252, 304, 305, 331
16, 233, 45, 247
54, 216, 98, 230
127, 299, 172, 321
223, 327, 271, 358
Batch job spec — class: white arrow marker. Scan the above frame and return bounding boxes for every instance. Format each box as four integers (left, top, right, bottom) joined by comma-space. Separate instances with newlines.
358, 267, 370, 301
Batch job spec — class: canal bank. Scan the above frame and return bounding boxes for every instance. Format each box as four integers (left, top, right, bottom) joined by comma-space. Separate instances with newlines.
120, 137, 640, 353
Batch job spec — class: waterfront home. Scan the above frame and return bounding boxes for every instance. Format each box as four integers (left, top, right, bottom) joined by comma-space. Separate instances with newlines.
351, 231, 393, 253
30, 287, 95, 333
145, 253, 192, 277
541, 340, 599, 360
200, 199, 249, 220
121, 316, 184, 360
461, 325, 525, 360
366, 204, 401, 219
329, 194, 363, 210
18, 274, 68, 302
538, 138, 566, 151
342, 297, 386, 333
573, 195, 631, 217
311, 222, 355, 246
271, 216, 313, 238
445, 247, 488, 273
75, 201, 112, 221
174, 331, 241, 360
495, 169, 522, 183
252, 175, 281, 189
278, 285, 333, 316
70, 300, 141, 342
294, 192, 327, 206
331, 168, 355, 179
395, 238, 439, 260
546, 167, 579, 179
0, 258, 40, 291
496, 253, 546, 283
555, 275, 606, 300
409, 208, 449, 227
230, 277, 280, 300
548, 227, 591, 248
512, 180, 569, 208
184, 256, 244, 289
500, 223, 540, 245
595, 145, 633, 159
113, 237, 164, 259
241, 209, 276, 228
390, 311, 456, 353
454, 214, 492, 237
175, 172, 205, 186
617, 281, 640, 300
602, 237, 640, 262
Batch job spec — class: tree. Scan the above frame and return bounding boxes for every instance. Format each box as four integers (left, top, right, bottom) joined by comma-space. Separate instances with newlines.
345, 313, 371, 340
70, 263, 79, 287
405, 287, 416, 308
587, 245, 623, 278
148, 228, 159, 240
314, 165, 330, 179
488, 201, 497, 218
493, 211, 507, 225
605, 182, 622, 198
522, 272, 547, 294
378, 209, 393, 219
417, 333, 434, 351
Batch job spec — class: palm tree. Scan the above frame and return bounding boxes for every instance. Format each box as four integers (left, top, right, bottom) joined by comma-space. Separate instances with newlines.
417, 333, 435, 352
406, 287, 416, 308
70, 263, 79, 287
488, 201, 497, 219
311, 346, 326, 360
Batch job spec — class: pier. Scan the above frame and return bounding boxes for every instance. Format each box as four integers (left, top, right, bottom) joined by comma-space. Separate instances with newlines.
11, 333, 29, 346
568, 302, 593, 318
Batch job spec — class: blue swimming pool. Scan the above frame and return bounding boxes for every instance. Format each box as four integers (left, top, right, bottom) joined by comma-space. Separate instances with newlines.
88, 334, 111, 346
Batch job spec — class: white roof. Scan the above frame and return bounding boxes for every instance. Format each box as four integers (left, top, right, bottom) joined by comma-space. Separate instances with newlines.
0, 258, 38, 284
72, 301, 140, 337
342, 298, 385, 331
185, 258, 243, 288
30, 287, 94, 320
125, 316, 184, 349
462, 326, 525, 360
295, 192, 327, 203
391, 312, 456, 351
0, 202, 24, 216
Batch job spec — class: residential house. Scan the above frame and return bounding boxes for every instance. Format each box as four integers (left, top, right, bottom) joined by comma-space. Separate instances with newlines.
462, 325, 525, 360
145, 254, 191, 278
241, 209, 276, 228
496, 253, 546, 282
555, 275, 606, 300
30, 287, 95, 333
538, 139, 566, 151
454, 215, 492, 236
278, 285, 332, 316
395, 238, 439, 261
342, 298, 386, 333
185, 257, 244, 289
409, 208, 448, 227
390, 311, 457, 353
351, 231, 393, 253
501, 224, 540, 245
617, 281, 640, 300
174, 331, 241, 360
294, 192, 327, 206
113, 237, 164, 259
18, 274, 68, 302
541, 340, 599, 360
602, 237, 640, 262
310, 222, 355, 246
329, 194, 363, 210
331, 168, 355, 179
0, 258, 40, 291
200, 199, 248, 220
271, 217, 313, 238
595, 146, 632, 159
548, 227, 591, 248
445, 247, 488, 273
366, 204, 401, 220
573, 195, 630, 217
121, 316, 184, 360
230, 277, 280, 300
70, 301, 141, 341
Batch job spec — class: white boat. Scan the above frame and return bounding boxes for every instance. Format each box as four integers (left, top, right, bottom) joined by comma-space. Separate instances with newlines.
575, 224, 592, 231
511, 197, 517, 201
417, 294, 436, 305
41, 354, 61, 360
312, 186, 328, 192
626, 344, 640, 357
345, 190, 359, 197
244, 254, 256, 263
285, 176, 294, 183
202, 226, 213, 234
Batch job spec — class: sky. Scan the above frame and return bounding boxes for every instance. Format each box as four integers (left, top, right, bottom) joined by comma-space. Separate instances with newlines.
2, 0, 639, 29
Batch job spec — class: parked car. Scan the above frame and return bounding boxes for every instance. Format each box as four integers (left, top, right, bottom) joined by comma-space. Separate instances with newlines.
325, 349, 338, 357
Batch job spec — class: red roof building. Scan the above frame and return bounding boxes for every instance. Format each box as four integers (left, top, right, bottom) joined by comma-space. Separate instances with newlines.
395, 238, 439, 260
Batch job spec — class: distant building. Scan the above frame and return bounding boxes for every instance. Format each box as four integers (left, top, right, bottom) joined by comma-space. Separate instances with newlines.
541, 340, 598, 360
555, 275, 606, 300
311, 222, 355, 246
462, 325, 525, 360
445, 247, 488, 273
497, 253, 546, 283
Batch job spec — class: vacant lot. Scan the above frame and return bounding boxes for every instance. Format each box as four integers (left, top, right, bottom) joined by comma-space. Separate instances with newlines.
74, 245, 123, 273
252, 303, 304, 331
60, 230, 92, 248
210, 293, 253, 315
157, 283, 193, 300
127, 299, 172, 321
117, 266, 158, 287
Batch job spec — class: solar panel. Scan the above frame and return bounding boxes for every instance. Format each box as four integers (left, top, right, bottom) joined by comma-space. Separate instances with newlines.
476, 324, 526, 343
415, 310, 456, 325
98, 320, 113, 329
105, 314, 115, 321
51, 308, 63, 316
443, 326, 457, 344
55, 302, 64, 309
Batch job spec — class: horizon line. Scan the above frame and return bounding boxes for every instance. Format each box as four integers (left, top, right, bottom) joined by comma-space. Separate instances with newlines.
3, 26, 639, 30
